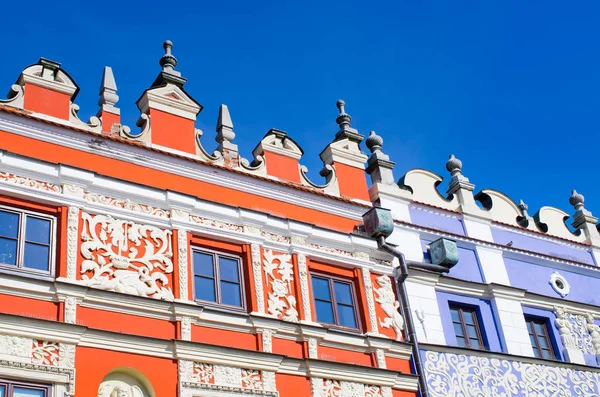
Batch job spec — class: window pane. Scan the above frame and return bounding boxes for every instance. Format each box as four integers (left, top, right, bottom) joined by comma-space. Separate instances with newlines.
0, 385, 4, 397
453, 322, 464, 337
532, 347, 540, 358
529, 334, 537, 345
25, 217, 51, 244
337, 304, 357, 328
312, 277, 331, 301
219, 257, 240, 282
456, 336, 467, 347
0, 210, 19, 238
466, 324, 479, 339
534, 322, 545, 335
450, 308, 460, 322
0, 237, 17, 265
194, 252, 214, 277
221, 281, 242, 307
23, 242, 50, 271
462, 310, 475, 325
469, 338, 481, 349
13, 388, 45, 397
526, 321, 533, 333
334, 281, 353, 305
538, 335, 549, 349
542, 349, 553, 359
195, 276, 216, 302
315, 300, 334, 324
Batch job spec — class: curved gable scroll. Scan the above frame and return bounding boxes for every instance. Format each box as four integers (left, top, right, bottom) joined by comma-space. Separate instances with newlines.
399, 169, 459, 211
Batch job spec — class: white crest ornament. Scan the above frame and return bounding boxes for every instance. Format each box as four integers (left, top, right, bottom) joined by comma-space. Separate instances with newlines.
549, 271, 570, 298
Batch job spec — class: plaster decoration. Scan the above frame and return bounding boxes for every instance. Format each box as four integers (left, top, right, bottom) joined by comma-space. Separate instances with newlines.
251, 243, 266, 313
399, 169, 458, 211
0, 335, 31, 359
243, 225, 261, 235
297, 253, 313, 321
70, 103, 102, 132
171, 208, 190, 221
181, 316, 192, 341
291, 235, 307, 246
0, 359, 75, 397
568, 312, 595, 355
415, 309, 427, 341
549, 271, 570, 298
535, 206, 587, 243
323, 379, 341, 397
196, 128, 225, 164
381, 386, 393, 397
80, 212, 174, 300
262, 370, 276, 391
241, 369, 263, 390
64, 296, 77, 324
0, 84, 24, 108
58, 343, 75, 369
585, 313, 600, 360
364, 385, 383, 397
374, 275, 404, 340
189, 215, 243, 232
263, 249, 299, 322
311, 377, 324, 397
261, 329, 273, 353
299, 164, 338, 196
192, 362, 215, 384
307, 242, 354, 258
362, 269, 379, 334
423, 350, 600, 397
66, 206, 80, 280
353, 251, 370, 261
62, 183, 85, 198
341, 381, 365, 397
0, 172, 61, 193
554, 306, 579, 350
177, 229, 189, 300
375, 349, 386, 369
83, 192, 169, 218
97, 373, 150, 397
31, 340, 59, 366
178, 359, 194, 383
262, 231, 291, 244
308, 337, 318, 359
214, 365, 242, 386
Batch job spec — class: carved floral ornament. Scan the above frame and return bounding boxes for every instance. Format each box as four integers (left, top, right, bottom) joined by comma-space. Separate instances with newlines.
79, 212, 175, 300
373, 275, 404, 340
179, 360, 276, 394
263, 249, 299, 322
319, 379, 388, 397
553, 306, 600, 357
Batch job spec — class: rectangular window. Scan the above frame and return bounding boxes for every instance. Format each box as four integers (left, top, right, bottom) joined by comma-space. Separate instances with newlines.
525, 316, 556, 360
311, 273, 360, 330
193, 248, 244, 309
0, 206, 54, 274
450, 304, 485, 349
0, 379, 50, 397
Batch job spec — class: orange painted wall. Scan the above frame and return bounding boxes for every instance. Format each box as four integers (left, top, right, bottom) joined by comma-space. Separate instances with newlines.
272, 337, 304, 359
0, 130, 360, 233
23, 84, 70, 120
386, 356, 413, 373
393, 390, 418, 397
100, 111, 120, 133
75, 346, 177, 396
0, 293, 58, 321
191, 325, 258, 351
78, 307, 176, 339
333, 161, 369, 201
318, 345, 373, 367
149, 108, 196, 154
263, 152, 300, 183
276, 373, 311, 397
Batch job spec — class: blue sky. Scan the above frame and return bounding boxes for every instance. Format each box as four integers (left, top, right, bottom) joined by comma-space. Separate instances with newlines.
2, 1, 600, 220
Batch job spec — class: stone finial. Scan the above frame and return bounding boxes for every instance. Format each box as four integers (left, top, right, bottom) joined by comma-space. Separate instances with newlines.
98, 66, 119, 112
446, 154, 463, 176
518, 200, 529, 218
333, 99, 363, 143
216, 104, 237, 152
366, 131, 383, 154
159, 40, 178, 74
517, 199, 532, 227
570, 190, 585, 211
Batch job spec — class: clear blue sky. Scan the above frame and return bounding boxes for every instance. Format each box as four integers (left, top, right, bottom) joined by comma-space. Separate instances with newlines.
2, 1, 599, 220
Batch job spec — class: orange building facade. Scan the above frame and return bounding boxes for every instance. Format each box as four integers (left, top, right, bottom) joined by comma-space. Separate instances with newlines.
0, 42, 417, 396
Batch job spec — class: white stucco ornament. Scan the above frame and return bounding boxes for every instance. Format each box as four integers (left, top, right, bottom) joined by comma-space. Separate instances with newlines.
549, 271, 570, 298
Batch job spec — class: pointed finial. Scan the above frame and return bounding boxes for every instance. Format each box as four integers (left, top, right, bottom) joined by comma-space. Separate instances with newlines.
159, 40, 178, 73
570, 190, 585, 211
446, 154, 463, 175
336, 99, 352, 128
518, 199, 530, 218
98, 66, 119, 109
366, 131, 383, 154
216, 104, 237, 152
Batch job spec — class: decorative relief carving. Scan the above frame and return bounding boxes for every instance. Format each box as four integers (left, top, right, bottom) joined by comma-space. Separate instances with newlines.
0, 335, 31, 358
181, 317, 192, 341
251, 243, 265, 313
83, 192, 169, 218
189, 216, 243, 232
569, 312, 595, 355
364, 385, 383, 397
341, 381, 365, 397
0, 172, 61, 193
66, 206, 80, 280
64, 296, 77, 324
323, 379, 341, 397
381, 386, 393, 397
549, 271, 570, 298
31, 340, 59, 366
189, 362, 265, 391
178, 359, 194, 383
79, 212, 174, 300
177, 229, 189, 300
353, 251, 370, 261
263, 250, 298, 322
0, 359, 75, 396
192, 362, 215, 384
585, 313, 600, 358
362, 269, 378, 333
308, 337, 318, 359
243, 225, 261, 235
261, 329, 273, 353
311, 377, 324, 397
319, 379, 385, 397
423, 350, 600, 397
214, 364, 242, 386
553, 305, 600, 358
375, 349, 386, 369
374, 275, 404, 340
97, 373, 149, 397
262, 231, 291, 244
58, 344, 75, 369
241, 369, 262, 389
554, 306, 578, 350
262, 370, 276, 391
297, 253, 312, 321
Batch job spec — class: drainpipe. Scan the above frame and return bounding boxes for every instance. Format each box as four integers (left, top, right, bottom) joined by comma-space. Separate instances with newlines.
376, 235, 449, 397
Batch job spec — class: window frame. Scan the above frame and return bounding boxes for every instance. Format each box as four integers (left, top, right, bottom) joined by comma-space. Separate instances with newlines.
0, 204, 56, 277
449, 303, 486, 350
525, 315, 556, 360
191, 247, 246, 311
0, 378, 51, 397
310, 271, 362, 332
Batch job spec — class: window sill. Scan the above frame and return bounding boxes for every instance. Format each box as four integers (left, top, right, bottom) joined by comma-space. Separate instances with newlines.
0, 265, 54, 282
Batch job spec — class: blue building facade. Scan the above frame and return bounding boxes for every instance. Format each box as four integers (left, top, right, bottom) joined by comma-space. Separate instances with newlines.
366, 132, 600, 396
